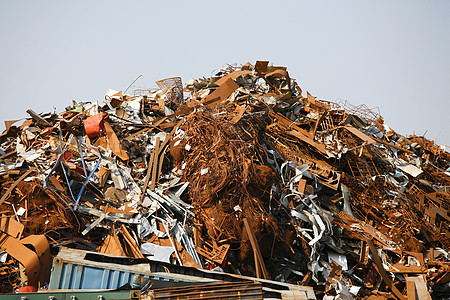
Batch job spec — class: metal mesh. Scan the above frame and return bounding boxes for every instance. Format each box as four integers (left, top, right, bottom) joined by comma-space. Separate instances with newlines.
155, 77, 184, 104
133, 89, 151, 97
337, 99, 381, 123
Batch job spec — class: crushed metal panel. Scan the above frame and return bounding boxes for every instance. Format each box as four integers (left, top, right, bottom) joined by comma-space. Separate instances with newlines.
255, 61, 269, 73
150, 281, 263, 300
202, 78, 239, 108
104, 121, 129, 161
48, 248, 316, 299
214, 70, 253, 86
48, 247, 220, 290
391, 158, 423, 177
0, 234, 40, 287
0, 217, 24, 238
21, 235, 52, 285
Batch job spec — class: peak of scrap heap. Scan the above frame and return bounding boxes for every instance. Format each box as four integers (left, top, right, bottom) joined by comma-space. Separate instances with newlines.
0, 61, 449, 299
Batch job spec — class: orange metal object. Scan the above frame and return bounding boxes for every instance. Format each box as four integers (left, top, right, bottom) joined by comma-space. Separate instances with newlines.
83, 112, 108, 138
18, 286, 37, 293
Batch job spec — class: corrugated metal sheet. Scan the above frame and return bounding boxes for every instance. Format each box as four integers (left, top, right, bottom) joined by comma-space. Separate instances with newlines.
50, 262, 136, 290
48, 247, 219, 290
150, 281, 263, 300
48, 247, 316, 299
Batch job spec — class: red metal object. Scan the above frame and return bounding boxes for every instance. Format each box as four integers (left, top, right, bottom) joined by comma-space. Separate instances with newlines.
18, 286, 38, 293
56, 151, 85, 176
83, 112, 108, 138
56, 150, 73, 161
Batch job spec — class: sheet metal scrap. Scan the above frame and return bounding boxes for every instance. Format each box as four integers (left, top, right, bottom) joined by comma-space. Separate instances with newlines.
0, 61, 449, 299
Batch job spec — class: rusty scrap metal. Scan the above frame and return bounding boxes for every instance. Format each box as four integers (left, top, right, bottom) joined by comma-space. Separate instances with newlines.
0, 61, 448, 299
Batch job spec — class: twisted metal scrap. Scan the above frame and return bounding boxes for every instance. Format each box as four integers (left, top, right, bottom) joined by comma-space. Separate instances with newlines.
174, 109, 274, 243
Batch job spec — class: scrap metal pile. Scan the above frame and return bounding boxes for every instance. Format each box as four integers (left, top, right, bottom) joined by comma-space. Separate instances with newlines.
0, 61, 449, 299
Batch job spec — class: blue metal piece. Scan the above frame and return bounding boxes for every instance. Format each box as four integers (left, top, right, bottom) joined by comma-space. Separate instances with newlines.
76, 138, 88, 177
74, 155, 102, 210
43, 149, 65, 190
42, 150, 76, 202
48, 248, 218, 291
47, 248, 316, 299
54, 263, 132, 290
43, 140, 103, 210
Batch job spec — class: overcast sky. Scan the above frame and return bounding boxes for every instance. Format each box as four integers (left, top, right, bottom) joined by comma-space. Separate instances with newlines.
1, 1, 449, 146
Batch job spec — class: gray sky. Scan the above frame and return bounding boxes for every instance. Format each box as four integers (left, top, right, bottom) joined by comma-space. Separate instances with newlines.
1, 1, 449, 146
